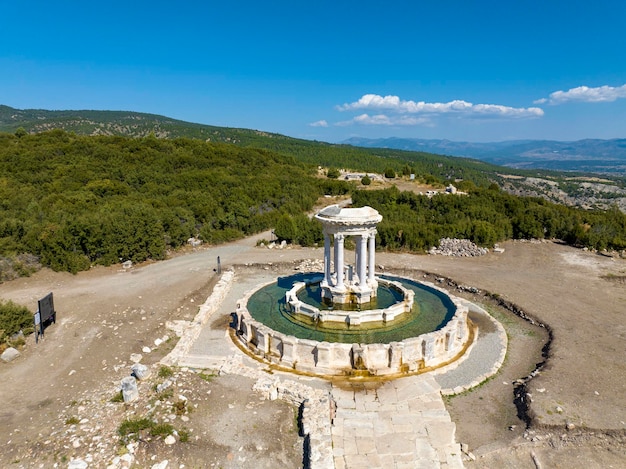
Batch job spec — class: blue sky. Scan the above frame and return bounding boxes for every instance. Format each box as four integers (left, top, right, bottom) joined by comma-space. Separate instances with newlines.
1, 1, 625, 143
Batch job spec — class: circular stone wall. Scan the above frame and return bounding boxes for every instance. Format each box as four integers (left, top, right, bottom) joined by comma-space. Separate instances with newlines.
233, 275, 472, 377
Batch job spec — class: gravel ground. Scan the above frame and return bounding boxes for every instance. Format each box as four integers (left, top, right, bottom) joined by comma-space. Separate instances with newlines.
0, 235, 624, 468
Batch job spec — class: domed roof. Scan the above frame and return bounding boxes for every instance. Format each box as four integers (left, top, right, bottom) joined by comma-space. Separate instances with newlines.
315, 205, 382, 226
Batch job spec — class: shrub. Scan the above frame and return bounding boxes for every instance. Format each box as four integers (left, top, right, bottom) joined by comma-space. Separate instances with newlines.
326, 167, 340, 179
0, 300, 33, 344
361, 175, 371, 186
118, 417, 153, 439
158, 365, 174, 378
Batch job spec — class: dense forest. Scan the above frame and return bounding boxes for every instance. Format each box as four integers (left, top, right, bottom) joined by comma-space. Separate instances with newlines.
0, 130, 624, 281
0, 130, 349, 276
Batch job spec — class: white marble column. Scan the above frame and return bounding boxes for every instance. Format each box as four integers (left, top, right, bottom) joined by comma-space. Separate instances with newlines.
323, 233, 331, 284
368, 231, 376, 284
335, 234, 345, 289
359, 235, 367, 286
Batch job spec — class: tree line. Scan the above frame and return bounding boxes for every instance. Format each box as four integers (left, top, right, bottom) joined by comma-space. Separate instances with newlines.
351, 186, 626, 252
1, 130, 624, 279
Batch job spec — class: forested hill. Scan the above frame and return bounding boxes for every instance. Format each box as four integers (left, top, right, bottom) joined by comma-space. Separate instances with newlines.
0, 105, 517, 186
0, 104, 258, 141
2, 105, 625, 208
0, 130, 624, 279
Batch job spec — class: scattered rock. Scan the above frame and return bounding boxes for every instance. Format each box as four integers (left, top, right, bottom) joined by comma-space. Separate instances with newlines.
130, 353, 143, 363
142, 346, 152, 354
187, 237, 202, 247
429, 238, 488, 257
152, 461, 169, 469
164, 435, 176, 445
68, 459, 88, 469
157, 380, 172, 393
121, 376, 139, 403
131, 363, 151, 380
0, 347, 20, 363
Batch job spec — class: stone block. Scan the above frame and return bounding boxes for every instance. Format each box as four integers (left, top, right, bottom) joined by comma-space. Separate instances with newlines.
1, 347, 20, 363
131, 363, 151, 380
121, 376, 139, 403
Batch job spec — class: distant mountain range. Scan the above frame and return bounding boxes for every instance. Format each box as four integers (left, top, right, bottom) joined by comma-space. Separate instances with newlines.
343, 137, 626, 175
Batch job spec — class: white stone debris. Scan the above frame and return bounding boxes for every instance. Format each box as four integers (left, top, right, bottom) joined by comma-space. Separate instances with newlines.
1, 347, 21, 363
429, 238, 489, 257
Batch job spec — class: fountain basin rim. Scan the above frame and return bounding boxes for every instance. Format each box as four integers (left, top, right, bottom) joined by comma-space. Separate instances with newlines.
233, 276, 471, 377
286, 276, 414, 325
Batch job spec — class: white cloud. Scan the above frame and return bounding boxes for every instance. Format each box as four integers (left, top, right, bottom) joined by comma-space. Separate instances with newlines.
309, 119, 328, 127
335, 113, 431, 127
337, 93, 543, 118
538, 84, 626, 104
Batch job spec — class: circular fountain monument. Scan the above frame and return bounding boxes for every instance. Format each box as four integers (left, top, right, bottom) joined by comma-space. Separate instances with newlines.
233, 205, 472, 377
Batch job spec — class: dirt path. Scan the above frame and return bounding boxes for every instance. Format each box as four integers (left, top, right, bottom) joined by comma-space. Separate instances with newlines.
0, 236, 625, 468
377, 241, 626, 467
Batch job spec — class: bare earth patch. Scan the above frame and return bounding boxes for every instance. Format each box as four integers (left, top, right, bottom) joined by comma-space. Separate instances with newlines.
0, 235, 625, 468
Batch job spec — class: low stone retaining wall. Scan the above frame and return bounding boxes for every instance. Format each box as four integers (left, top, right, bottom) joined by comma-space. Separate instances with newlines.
234, 280, 471, 377
161, 269, 235, 366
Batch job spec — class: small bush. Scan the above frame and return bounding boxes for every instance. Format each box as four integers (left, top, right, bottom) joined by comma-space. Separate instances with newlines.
150, 422, 174, 438
158, 365, 174, 378
179, 428, 190, 443
0, 300, 33, 344
361, 175, 371, 186
198, 372, 216, 382
326, 167, 340, 179
156, 388, 174, 401
65, 416, 80, 425
118, 418, 176, 443
110, 391, 124, 403
118, 417, 153, 440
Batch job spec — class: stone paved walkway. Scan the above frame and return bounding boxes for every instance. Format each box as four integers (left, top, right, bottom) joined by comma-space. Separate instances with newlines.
331, 376, 464, 469
167, 266, 509, 469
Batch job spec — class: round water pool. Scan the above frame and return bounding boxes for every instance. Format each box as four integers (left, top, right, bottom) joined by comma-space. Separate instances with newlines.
246, 273, 456, 344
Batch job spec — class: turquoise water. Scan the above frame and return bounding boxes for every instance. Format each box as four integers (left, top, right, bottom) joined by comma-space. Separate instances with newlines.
296, 281, 404, 311
246, 273, 456, 344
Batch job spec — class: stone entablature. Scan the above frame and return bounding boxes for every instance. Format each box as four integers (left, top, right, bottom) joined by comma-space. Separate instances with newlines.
285, 278, 414, 325
234, 281, 471, 377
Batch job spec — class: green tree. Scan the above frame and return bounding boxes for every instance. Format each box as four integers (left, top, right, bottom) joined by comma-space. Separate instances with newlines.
384, 167, 396, 179
326, 167, 340, 179
274, 214, 298, 243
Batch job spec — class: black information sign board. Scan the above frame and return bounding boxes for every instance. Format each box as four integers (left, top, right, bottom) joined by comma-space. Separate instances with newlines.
35, 292, 56, 343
